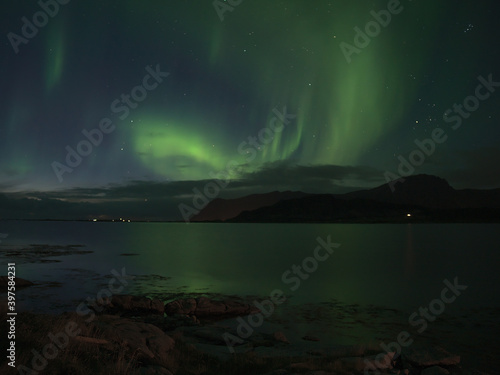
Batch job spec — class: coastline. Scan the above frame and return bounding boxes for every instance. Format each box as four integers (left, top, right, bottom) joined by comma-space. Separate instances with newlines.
1, 286, 497, 374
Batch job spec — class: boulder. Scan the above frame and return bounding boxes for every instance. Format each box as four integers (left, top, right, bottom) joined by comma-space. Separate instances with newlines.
100, 295, 164, 316
132, 365, 173, 375
340, 352, 394, 372
273, 331, 289, 344
94, 317, 175, 363
402, 347, 460, 367
195, 297, 227, 316
421, 366, 450, 375
164, 297, 258, 319
302, 335, 320, 342
164, 298, 196, 315
191, 327, 231, 345
223, 298, 257, 315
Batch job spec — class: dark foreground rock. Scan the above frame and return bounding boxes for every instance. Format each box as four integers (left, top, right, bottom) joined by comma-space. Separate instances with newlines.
165, 296, 259, 319
1, 288, 482, 375
131, 365, 173, 375
97, 294, 165, 316
91, 315, 175, 362
402, 346, 461, 367
421, 366, 451, 375
0, 303, 474, 375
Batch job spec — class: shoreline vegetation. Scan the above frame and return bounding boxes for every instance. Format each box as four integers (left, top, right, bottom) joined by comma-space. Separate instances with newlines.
1, 280, 497, 375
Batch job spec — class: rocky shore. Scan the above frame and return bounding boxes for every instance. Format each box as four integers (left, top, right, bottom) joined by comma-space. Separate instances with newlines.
0, 290, 492, 375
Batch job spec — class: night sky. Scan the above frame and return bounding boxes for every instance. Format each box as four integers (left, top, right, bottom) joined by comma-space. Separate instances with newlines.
1, 0, 499, 220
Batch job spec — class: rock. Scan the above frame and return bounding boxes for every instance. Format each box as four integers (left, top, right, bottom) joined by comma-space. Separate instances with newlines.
141, 314, 200, 332
195, 297, 227, 316
262, 371, 288, 375
223, 298, 257, 315
402, 347, 460, 367
94, 317, 175, 362
302, 335, 320, 341
132, 365, 173, 375
99, 295, 164, 316
0, 276, 34, 288
74, 336, 110, 345
164, 297, 258, 319
147, 334, 176, 362
273, 331, 289, 344
164, 298, 196, 315
151, 299, 165, 314
191, 327, 230, 345
339, 352, 394, 372
421, 366, 450, 375
289, 362, 315, 371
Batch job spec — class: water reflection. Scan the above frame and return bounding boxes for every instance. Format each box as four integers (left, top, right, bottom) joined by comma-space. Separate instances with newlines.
405, 223, 415, 278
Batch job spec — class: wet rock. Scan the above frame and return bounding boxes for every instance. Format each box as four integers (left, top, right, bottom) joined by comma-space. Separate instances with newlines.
131, 365, 173, 375
273, 331, 289, 344
421, 366, 450, 375
164, 297, 258, 319
164, 298, 196, 315
1, 244, 92, 264
402, 347, 460, 367
302, 335, 320, 341
223, 298, 257, 315
74, 336, 110, 345
94, 317, 174, 362
339, 352, 395, 372
190, 326, 232, 345
289, 362, 315, 371
100, 295, 164, 316
195, 297, 227, 316
0, 276, 34, 288
261, 371, 289, 375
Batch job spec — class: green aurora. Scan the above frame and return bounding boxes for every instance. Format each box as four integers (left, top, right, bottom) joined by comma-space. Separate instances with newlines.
1, 0, 494, 191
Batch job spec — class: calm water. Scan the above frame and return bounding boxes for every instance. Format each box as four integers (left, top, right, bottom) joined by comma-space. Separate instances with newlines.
1, 221, 499, 313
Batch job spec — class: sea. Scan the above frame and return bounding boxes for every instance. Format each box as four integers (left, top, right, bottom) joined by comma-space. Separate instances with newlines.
1, 221, 499, 315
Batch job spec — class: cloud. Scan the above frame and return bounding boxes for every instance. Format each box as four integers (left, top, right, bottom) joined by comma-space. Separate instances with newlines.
217, 161, 386, 196
0, 163, 391, 220
3, 158, 498, 221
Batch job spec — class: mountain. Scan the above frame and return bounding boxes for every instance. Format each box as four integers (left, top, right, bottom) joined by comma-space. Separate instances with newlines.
344, 174, 500, 209
343, 174, 456, 208
189, 191, 309, 222
193, 175, 500, 223
230, 195, 420, 223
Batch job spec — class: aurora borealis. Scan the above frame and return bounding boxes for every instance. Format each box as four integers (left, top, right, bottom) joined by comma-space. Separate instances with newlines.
1, 0, 499, 219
